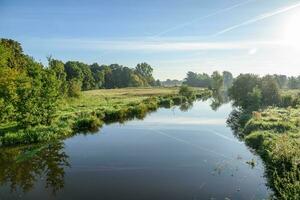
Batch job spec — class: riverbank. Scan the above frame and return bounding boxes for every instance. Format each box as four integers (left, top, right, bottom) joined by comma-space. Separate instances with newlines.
228, 100, 300, 199
0, 87, 211, 146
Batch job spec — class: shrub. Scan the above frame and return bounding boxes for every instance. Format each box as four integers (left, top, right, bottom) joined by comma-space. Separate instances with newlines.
159, 97, 174, 108
74, 115, 102, 132
179, 85, 194, 98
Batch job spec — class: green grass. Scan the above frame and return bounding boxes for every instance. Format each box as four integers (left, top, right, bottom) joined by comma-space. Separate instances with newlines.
0, 87, 210, 146
243, 106, 300, 199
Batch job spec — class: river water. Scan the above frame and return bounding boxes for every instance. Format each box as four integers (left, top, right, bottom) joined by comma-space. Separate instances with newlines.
0, 100, 271, 200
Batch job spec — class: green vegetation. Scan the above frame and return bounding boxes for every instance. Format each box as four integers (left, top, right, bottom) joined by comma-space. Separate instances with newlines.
227, 73, 300, 199
242, 108, 300, 199
0, 86, 210, 146
0, 38, 211, 146
183, 70, 234, 91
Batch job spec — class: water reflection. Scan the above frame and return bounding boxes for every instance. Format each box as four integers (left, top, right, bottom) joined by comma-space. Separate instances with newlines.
210, 90, 230, 111
0, 92, 269, 199
179, 102, 194, 112
0, 142, 70, 194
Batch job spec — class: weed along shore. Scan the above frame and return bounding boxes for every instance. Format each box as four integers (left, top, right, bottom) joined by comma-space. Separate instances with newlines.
0, 87, 211, 147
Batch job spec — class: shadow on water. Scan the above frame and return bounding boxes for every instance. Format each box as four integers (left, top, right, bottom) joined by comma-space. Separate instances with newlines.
0, 142, 70, 195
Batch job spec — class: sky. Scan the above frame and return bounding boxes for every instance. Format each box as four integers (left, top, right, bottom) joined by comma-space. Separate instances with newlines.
1, 0, 300, 80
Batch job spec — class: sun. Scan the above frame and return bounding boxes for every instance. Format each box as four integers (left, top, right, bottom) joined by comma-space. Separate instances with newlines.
284, 12, 300, 48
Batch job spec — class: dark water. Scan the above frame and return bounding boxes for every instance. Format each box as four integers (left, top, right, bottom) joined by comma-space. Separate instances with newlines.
0, 100, 271, 200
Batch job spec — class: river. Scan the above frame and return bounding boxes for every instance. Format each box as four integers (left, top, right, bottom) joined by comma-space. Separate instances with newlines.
0, 99, 271, 200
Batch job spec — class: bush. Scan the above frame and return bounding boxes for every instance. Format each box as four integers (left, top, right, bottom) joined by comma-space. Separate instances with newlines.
68, 79, 81, 97
179, 85, 194, 98
159, 97, 174, 108
74, 115, 102, 132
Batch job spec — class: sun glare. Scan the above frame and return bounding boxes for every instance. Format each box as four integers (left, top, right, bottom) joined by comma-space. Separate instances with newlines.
284, 12, 300, 48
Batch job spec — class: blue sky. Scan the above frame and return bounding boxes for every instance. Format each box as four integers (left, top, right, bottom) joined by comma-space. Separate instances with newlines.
1, 0, 300, 80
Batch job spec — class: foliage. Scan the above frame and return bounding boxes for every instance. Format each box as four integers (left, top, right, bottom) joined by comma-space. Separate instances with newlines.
229, 74, 261, 110
179, 85, 195, 97
0, 39, 60, 128
261, 75, 280, 106
74, 115, 103, 132
183, 71, 211, 87
230, 106, 300, 199
211, 71, 223, 91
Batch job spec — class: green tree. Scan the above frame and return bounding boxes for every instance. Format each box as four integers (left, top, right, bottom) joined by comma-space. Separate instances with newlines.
261, 75, 280, 106
48, 58, 67, 96
183, 71, 211, 88
0, 38, 60, 127
248, 86, 262, 111
223, 71, 233, 90
135, 62, 155, 86
229, 74, 261, 110
274, 74, 288, 89
288, 76, 300, 89
211, 71, 223, 91
67, 79, 82, 97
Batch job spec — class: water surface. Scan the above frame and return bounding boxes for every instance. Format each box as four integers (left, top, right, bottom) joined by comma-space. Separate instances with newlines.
0, 100, 270, 200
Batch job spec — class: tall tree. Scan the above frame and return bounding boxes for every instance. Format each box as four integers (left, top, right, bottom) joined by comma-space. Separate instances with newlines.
222, 71, 233, 90
135, 62, 155, 86
211, 71, 223, 91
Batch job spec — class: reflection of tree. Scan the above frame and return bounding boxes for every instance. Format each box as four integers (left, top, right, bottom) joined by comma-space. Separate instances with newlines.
0, 142, 70, 194
179, 102, 194, 112
210, 90, 230, 111
226, 109, 252, 139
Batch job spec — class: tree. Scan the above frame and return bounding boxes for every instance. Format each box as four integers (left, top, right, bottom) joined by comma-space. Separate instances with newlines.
229, 74, 261, 110
64, 61, 83, 81
261, 75, 280, 106
64, 61, 95, 91
223, 71, 233, 90
135, 62, 155, 86
248, 86, 262, 111
67, 79, 82, 97
0, 38, 61, 127
274, 74, 287, 89
90, 63, 106, 89
48, 58, 67, 96
183, 71, 211, 87
288, 76, 300, 89
211, 71, 223, 91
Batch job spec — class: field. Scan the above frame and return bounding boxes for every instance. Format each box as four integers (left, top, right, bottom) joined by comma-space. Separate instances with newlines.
59, 87, 179, 116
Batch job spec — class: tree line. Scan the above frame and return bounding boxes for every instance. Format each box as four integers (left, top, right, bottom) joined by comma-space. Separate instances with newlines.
183, 70, 300, 91
51, 59, 159, 97
0, 38, 158, 127
183, 71, 234, 91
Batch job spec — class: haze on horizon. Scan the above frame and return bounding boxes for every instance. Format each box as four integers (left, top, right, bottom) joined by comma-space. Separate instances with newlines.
1, 0, 300, 80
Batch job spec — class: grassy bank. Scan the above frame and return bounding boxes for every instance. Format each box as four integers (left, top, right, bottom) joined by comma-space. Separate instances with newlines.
0, 87, 211, 146
230, 105, 300, 199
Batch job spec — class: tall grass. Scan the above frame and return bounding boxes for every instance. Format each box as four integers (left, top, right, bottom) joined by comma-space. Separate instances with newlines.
240, 106, 300, 199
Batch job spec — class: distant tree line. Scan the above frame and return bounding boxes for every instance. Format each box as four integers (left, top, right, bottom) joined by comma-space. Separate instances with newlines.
183, 71, 233, 91
183, 71, 300, 91
52, 60, 159, 97
0, 38, 158, 127
161, 79, 182, 87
